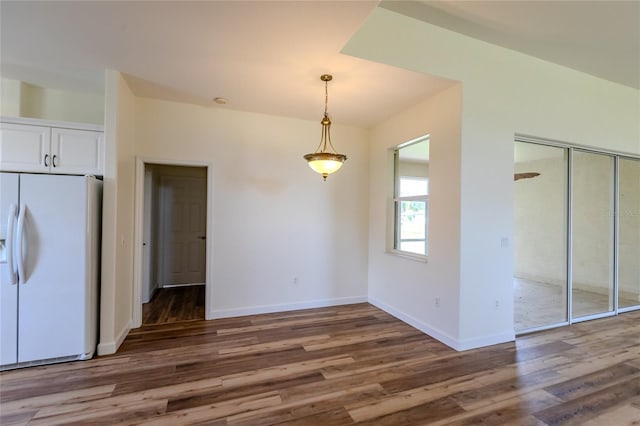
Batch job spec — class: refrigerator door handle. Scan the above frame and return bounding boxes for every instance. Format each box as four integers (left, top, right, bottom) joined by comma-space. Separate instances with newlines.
6, 204, 18, 285
16, 204, 27, 284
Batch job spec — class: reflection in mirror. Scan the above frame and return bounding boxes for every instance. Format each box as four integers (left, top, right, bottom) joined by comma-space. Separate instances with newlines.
514, 142, 568, 331
618, 158, 640, 309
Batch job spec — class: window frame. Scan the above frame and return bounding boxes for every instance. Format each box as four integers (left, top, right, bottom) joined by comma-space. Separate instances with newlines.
391, 136, 430, 260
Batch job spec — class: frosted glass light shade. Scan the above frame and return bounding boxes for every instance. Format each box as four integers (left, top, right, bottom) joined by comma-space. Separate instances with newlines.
304, 152, 347, 180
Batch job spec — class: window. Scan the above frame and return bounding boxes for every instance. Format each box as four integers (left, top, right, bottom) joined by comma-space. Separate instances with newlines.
393, 137, 429, 256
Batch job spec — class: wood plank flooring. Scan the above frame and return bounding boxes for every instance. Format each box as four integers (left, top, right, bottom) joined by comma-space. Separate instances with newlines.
142, 285, 205, 325
1, 304, 639, 425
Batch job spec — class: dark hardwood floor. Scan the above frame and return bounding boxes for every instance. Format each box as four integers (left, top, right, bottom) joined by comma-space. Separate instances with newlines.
1, 304, 639, 425
142, 285, 205, 325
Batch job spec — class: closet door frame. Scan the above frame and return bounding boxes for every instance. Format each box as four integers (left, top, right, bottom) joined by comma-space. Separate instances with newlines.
515, 136, 639, 334
617, 155, 640, 314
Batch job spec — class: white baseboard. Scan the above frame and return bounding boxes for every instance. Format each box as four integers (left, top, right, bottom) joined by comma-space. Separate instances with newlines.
454, 330, 515, 351
368, 296, 460, 350
97, 321, 131, 356
208, 296, 368, 319
368, 296, 514, 351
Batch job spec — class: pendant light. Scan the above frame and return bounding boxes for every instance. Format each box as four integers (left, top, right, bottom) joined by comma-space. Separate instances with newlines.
303, 74, 347, 181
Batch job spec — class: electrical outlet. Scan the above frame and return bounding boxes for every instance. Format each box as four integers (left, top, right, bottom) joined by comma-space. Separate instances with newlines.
293, 277, 299, 285
495, 300, 500, 309
435, 297, 441, 307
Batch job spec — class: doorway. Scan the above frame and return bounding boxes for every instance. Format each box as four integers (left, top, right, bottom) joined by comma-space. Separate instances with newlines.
133, 160, 211, 327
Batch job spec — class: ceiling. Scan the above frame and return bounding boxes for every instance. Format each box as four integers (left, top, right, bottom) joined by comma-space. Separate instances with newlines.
1, 1, 638, 128
385, 0, 640, 89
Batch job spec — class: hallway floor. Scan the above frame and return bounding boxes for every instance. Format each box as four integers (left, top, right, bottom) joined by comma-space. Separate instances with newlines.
142, 285, 205, 325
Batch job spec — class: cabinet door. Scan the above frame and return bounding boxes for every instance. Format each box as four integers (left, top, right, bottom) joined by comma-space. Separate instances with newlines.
50, 128, 103, 175
0, 123, 50, 173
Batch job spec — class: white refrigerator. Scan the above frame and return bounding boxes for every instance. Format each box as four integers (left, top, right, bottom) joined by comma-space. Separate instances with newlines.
0, 173, 101, 369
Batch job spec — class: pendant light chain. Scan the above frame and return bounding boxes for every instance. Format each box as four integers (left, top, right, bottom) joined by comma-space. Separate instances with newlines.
324, 78, 329, 117
322, 76, 337, 154
321, 77, 330, 152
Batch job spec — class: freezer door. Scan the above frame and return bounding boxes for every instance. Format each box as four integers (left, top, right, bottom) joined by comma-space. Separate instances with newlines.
0, 172, 19, 365
17, 174, 90, 362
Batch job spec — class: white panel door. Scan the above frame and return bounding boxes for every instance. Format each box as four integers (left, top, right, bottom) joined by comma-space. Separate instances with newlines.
17, 174, 88, 362
0, 123, 50, 173
161, 176, 206, 286
50, 128, 103, 175
0, 173, 19, 365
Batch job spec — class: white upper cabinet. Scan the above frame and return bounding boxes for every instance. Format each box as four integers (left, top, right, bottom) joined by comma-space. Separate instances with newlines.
0, 123, 50, 173
50, 128, 103, 175
0, 118, 104, 176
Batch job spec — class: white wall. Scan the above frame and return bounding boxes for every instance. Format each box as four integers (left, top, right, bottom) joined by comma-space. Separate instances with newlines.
345, 6, 639, 348
20, 83, 104, 125
114, 76, 136, 342
367, 84, 463, 347
0, 77, 104, 124
134, 97, 370, 318
98, 70, 136, 355
1, 77, 21, 116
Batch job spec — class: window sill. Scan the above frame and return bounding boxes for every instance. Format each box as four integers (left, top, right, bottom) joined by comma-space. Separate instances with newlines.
386, 249, 428, 263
